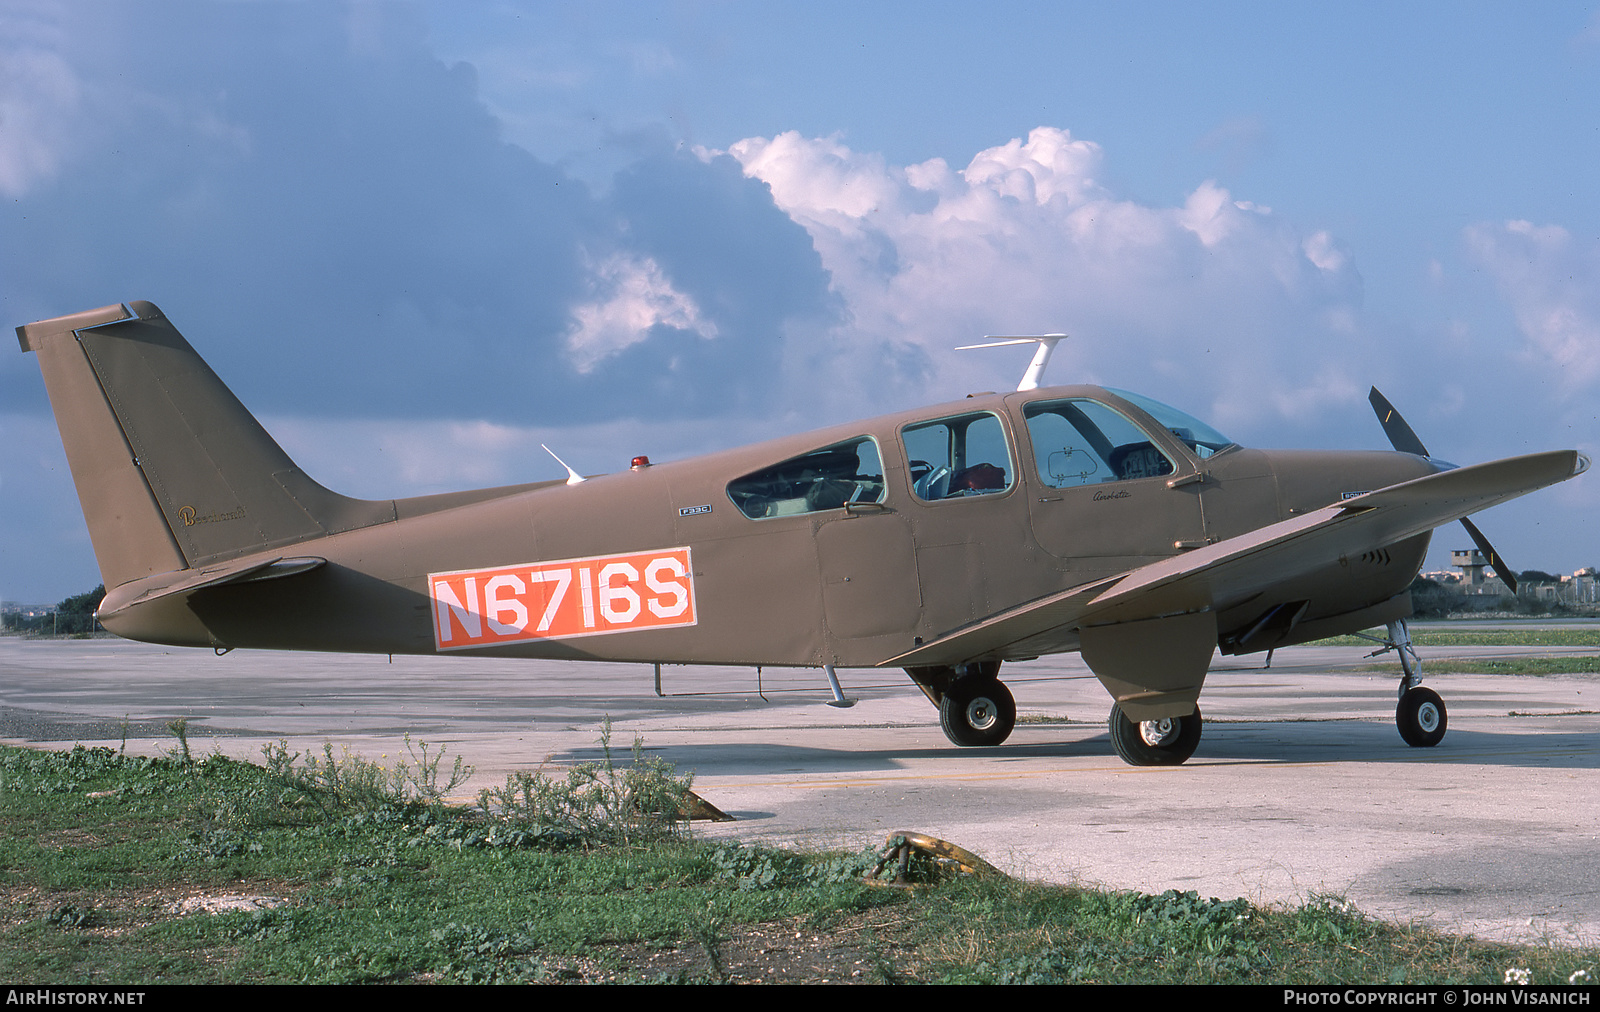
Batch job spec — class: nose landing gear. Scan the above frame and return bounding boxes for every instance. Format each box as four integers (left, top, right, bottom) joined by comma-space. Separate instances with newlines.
1397, 685, 1447, 747
1368, 618, 1449, 748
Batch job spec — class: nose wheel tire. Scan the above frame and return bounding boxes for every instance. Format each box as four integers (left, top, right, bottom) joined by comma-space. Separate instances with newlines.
1396, 687, 1447, 747
939, 677, 1016, 747
1108, 703, 1202, 766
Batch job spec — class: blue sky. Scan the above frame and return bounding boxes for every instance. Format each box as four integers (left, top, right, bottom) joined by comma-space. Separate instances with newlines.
3, 1, 1598, 602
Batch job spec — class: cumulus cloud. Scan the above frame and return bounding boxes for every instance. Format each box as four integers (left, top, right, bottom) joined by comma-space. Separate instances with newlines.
565, 252, 717, 373
714, 127, 1370, 437
1458, 220, 1600, 528
1466, 220, 1600, 392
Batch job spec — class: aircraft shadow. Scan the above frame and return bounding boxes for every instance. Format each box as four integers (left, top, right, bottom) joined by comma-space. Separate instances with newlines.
1187, 722, 1599, 770
558, 723, 1599, 776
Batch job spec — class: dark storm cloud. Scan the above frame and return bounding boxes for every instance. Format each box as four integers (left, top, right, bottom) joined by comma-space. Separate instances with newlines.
0, 2, 834, 425
590, 150, 836, 418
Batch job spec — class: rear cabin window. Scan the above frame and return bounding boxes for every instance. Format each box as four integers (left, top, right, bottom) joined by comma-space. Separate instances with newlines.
1023, 398, 1176, 488
726, 437, 886, 519
902, 411, 1014, 502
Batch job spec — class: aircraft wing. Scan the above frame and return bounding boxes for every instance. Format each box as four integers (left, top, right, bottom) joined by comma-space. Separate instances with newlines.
882, 449, 1588, 668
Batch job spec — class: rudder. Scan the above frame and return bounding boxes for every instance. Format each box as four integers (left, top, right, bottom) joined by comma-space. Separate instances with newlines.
18, 301, 395, 590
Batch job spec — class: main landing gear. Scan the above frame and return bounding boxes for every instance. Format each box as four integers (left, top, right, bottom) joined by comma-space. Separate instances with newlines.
1107, 703, 1203, 766
1368, 618, 1448, 748
906, 662, 1017, 747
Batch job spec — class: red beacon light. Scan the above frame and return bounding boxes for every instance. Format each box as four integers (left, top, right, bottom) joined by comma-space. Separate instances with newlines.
631, 455, 651, 469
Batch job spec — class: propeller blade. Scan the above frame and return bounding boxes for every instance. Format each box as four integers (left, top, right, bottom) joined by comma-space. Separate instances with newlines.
1368, 387, 1519, 596
1459, 515, 1518, 595
1368, 387, 1430, 458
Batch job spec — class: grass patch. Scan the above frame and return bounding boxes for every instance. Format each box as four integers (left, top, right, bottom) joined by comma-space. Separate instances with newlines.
1314, 628, 1600, 648
2, 740, 1596, 984
1362, 656, 1600, 676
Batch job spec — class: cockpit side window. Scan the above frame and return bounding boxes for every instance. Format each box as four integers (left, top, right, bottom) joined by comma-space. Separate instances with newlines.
1023, 398, 1177, 488
726, 437, 886, 519
902, 411, 1013, 502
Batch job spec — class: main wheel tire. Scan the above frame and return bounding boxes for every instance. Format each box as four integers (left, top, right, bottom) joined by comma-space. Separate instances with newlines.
1108, 703, 1202, 766
1396, 687, 1447, 747
939, 678, 1016, 747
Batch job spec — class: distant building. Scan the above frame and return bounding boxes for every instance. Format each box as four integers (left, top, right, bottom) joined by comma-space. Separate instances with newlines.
1561, 567, 1597, 605
1451, 549, 1511, 596
0, 601, 55, 618
1447, 552, 1600, 607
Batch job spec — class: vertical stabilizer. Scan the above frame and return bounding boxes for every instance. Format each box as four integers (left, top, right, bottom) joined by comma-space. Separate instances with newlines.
18, 302, 395, 590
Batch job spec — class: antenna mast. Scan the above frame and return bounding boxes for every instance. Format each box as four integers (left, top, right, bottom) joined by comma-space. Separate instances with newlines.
956, 334, 1069, 392
540, 444, 587, 485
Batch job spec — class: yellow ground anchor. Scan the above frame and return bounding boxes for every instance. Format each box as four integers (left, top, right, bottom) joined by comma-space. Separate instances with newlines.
864, 831, 1002, 887
681, 790, 734, 822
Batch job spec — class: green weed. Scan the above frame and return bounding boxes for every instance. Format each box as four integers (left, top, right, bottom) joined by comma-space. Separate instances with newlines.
475, 718, 694, 848
706, 840, 879, 891
165, 718, 192, 763
260, 734, 472, 811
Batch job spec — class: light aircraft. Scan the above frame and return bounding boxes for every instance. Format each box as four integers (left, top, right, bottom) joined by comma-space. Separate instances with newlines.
18, 302, 1589, 765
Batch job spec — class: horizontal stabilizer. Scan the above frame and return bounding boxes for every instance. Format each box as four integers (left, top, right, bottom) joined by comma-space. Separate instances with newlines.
98, 555, 327, 619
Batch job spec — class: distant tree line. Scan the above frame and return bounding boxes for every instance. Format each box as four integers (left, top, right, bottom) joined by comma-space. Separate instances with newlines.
3, 586, 106, 635
1516, 570, 1562, 586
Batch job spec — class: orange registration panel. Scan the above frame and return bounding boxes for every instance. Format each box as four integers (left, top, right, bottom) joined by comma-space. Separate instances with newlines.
429, 547, 696, 650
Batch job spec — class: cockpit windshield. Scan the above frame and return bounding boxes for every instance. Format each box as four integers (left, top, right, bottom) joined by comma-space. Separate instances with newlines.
1106, 389, 1236, 459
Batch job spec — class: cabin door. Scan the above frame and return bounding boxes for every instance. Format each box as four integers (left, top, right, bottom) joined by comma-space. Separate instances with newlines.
814, 509, 921, 641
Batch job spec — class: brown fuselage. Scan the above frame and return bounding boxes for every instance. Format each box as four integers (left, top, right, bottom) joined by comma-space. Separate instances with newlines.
106, 386, 1438, 669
